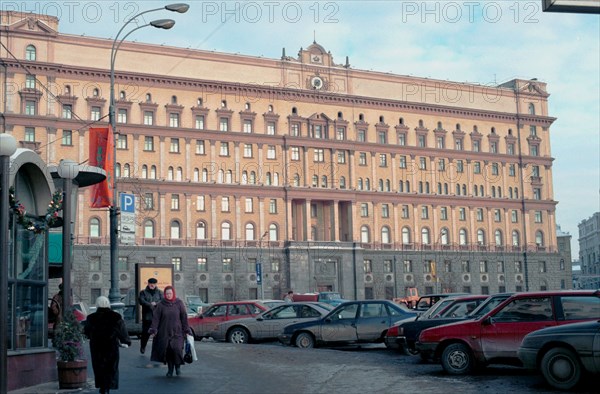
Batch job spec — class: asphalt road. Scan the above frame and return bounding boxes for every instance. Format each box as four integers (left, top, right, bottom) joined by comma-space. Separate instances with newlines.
11, 338, 595, 394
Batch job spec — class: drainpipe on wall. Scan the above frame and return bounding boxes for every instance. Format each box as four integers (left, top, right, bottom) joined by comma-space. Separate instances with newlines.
514, 85, 530, 291
352, 242, 358, 299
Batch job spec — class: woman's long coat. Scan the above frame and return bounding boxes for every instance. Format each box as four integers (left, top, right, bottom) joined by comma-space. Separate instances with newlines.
149, 298, 189, 365
84, 308, 131, 390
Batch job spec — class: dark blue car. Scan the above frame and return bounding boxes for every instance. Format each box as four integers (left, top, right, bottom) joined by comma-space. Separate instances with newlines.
278, 300, 417, 348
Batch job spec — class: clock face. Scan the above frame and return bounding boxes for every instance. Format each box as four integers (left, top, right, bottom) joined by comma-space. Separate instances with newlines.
311, 76, 324, 90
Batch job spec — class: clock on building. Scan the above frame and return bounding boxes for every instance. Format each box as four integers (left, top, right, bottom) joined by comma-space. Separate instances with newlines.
310, 76, 324, 90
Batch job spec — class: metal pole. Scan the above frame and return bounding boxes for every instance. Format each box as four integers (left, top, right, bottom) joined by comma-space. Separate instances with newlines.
61, 178, 73, 316
0, 155, 11, 394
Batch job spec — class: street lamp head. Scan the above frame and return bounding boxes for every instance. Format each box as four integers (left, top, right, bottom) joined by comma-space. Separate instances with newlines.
57, 159, 80, 180
151, 19, 176, 30
165, 3, 190, 13
0, 134, 17, 157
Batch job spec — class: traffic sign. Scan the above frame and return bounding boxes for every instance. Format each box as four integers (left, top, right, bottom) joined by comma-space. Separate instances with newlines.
256, 262, 262, 284
120, 193, 135, 213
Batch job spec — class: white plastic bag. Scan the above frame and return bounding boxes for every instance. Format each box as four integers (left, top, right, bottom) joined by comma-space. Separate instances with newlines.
186, 334, 198, 361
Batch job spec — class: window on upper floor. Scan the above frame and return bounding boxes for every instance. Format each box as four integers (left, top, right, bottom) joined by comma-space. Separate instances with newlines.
25, 44, 36, 61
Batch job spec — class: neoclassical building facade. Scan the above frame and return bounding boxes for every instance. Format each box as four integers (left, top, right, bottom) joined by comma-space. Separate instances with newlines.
1, 11, 572, 306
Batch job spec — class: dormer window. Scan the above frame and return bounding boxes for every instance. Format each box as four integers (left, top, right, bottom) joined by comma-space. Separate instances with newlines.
221, 100, 227, 108
292, 107, 298, 115
64, 85, 71, 95
418, 119, 424, 128
93, 88, 100, 97
197, 97, 203, 106
268, 105, 273, 112
245, 102, 251, 110
359, 114, 364, 121
146, 93, 152, 103
399, 117, 404, 125
456, 123, 461, 130
171, 95, 177, 104
338, 111, 343, 119
379, 115, 384, 123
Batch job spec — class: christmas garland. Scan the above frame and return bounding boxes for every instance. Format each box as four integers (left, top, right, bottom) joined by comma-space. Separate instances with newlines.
9, 186, 63, 234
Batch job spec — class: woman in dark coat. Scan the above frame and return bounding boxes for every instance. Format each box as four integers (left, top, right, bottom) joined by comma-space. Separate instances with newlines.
84, 296, 131, 394
149, 285, 190, 377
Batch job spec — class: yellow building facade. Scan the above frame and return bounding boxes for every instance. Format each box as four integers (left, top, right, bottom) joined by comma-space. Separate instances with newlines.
1, 11, 569, 306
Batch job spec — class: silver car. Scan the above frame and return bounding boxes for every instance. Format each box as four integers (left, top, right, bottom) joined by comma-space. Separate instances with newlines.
211, 302, 333, 344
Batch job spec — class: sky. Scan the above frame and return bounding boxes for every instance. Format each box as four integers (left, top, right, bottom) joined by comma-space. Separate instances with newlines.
5, 1, 599, 259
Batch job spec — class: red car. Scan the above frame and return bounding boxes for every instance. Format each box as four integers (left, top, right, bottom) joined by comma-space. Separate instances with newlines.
188, 301, 268, 340
416, 290, 600, 375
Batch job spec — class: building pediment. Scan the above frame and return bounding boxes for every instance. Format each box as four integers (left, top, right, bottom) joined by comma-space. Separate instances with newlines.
6, 14, 57, 37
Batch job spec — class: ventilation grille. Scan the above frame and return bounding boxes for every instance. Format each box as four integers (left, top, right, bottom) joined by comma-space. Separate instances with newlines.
463, 274, 471, 282
365, 275, 373, 283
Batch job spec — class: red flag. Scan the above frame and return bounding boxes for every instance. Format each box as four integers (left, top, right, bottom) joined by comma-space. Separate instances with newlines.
89, 127, 114, 208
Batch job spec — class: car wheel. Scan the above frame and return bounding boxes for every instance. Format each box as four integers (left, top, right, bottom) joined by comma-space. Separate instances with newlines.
405, 346, 420, 356
541, 347, 582, 390
441, 343, 474, 375
228, 327, 250, 344
295, 332, 315, 349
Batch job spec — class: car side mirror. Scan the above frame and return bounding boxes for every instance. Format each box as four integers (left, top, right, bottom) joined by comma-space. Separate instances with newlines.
482, 316, 493, 326
325, 318, 332, 323
256, 317, 264, 321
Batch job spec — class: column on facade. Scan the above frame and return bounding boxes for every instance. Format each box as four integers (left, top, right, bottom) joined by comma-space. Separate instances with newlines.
370, 152, 376, 190
447, 158, 455, 196
390, 153, 397, 192
483, 160, 489, 196
351, 202, 359, 243
430, 156, 437, 192
305, 199, 312, 241
210, 195, 218, 239
234, 196, 241, 240
257, 143, 264, 184
303, 146, 309, 187
77, 129, 86, 166
47, 127, 57, 164
548, 209, 557, 250
373, 201, 379, 244
185, 193, 192, 239
501, 162, 509, 198
286, 199, 294, 240
185, 138, 191, 180
393, 203, 399, 247
159, 192, 166, 240
132, 135, 139, 177
544, 164, 554, 208
410, 155, 417, 190
349, 151, 355, 189
159, 136, 166, 179
333, 200, 339, 241
258, 197, 265, 238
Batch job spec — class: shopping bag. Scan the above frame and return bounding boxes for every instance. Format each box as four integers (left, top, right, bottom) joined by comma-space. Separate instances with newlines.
185, 334, 197, 363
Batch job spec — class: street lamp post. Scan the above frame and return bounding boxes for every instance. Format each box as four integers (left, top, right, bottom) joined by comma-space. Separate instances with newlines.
57, 160, 79, 319
0, 134, 17, 394
108, 4, 188, 304
258, 231, 269, 299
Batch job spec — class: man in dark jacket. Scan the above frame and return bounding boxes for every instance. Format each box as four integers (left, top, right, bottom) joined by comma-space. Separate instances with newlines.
138, 278, 163, 354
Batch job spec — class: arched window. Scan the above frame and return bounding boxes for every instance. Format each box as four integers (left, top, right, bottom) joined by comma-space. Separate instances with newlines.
462, 184, 467, 195
528, 103, 535, 115
269, 223, 278, 240
226, 170, 233, 184
119, 90, 126, 100
171, 95, 178, 104
141, 165, 148, 178
512, 230, 520, 246
491, 186, 496, 198
143, 220, 155, 238
249, 171, 256, 184
218, 169, 224, 183
167, 166, 174, 180
440, 228, 449, 245
115, 163, 121, 178
170, 220, 181, 239
381, 226, 391, 244
399, 117, 405, 125
340, 176, 346, 189
241, 171, 248, 184
477, 229, 486, 245
293, 174, 300, 187
402, 227, 411, 244
93, 88, 100, 97
25, 44, 36, 61
459, 228, 468, 245
89, 218, 101, 237
365, 178, 371, 190
150, 165, 157, 179
386, 180, 391, 191
311, 175, 318, 187
535, 231, 544, 246
515, 188, 519, 199
399, 181, 404, 193
480, 185, 484, 196
197, 98, 203, 106
360, 226, 370, 243
145, 93, 152, 102
379, 179, 384, 191
421, 228, 430, 245
266, 172, 272, 185
196, 221, 206, 240
202, 169, 208, 182
456, 184, 461, 195
495, 230, 503, 246
358, 178, 363, 190
321, 175, 327, 188
176, 167, 183, 181
123, 163, 130, 178
245, 223, 255, 240
193, 168, 200, 182
221, 222, 231, 240
406, 180, 411, 193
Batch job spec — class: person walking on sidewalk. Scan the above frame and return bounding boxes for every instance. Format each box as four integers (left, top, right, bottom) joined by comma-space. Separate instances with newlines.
149, 286, 190, 377
138, 277, 163, 354
84, 296, 131, 394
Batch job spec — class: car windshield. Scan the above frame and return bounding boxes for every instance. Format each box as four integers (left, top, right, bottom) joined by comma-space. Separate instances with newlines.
322, 293, 341, 300
420, 298, 453, 319
470, 296, 510, 318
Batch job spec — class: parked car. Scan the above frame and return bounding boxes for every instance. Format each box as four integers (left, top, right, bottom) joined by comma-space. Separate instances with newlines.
185, 295, 212, 315
518, 319, 600, 390
188, 301, 268, 340
293, 292, 349, 306
211, 302, 333, 343
278, 300, 418, 348
385, 294, 490, 354
255, 300, 286, 309
416, 290, 600, 375
412, 293, 468, 312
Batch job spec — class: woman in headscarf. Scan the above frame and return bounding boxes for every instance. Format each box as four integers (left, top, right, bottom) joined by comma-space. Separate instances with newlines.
84, 296, 131, 394
149, 285, 190, 377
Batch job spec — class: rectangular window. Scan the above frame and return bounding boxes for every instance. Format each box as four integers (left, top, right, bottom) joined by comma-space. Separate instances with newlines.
419, 157, 427, 170
25, 100, 36, 115
379, 154, 387, 167
25, 127, 35, 142
384, 260, 393, 273
359, 152, 367, 165
438, 159, 445, 171
222, 258, 233, 272
170, 138, 180, 153
530, 125, 537, 136
25, 74, 36, 89
418, 135, 426, 147
171, 194, 180, 210
361, 203, 369, 217
474, 161, 481, 174
456, 160, 464, 173
530, 145, 539, 156
91, 106, 101, 121
461, 261, 470, 273
291, 146, 300, 161
269, 199, 277, 214
357, 129, 366, 142
144, 193, 154, 210
243, 144, 253, 158
247, 258, 257, 273
243, 119, 253, 133
313, 125, 324, 139
534, 211, 543, 223
144, 136, 154, 151
196, 140, 205, 155
403, 260, 413, 273
89, 256, 101, 271
459, 207, 466, 221
515, 261, 523, 273
271, 259, 280, 272
62, 104, 72, 119
437, 136, 445, 149
507, 143, 515, 155
539, 261, 547, 273
473, 140, 480, 152
378, 131, 387, 144
337, 151, 346, 164
221, 197, 230, 212
401, 205, 409, 219
290, 123, 299, 136
144, 111, 154, 125
197, 257, 208, 271
172, 257, 182, 271
494, 209, 501, 222
398, 133, 406, 146
245, 198, 253, 213
381, 204, 390, 218
337, 127, 346, 140
220, 142, 229, 156
490, 142, 497, 153
455, 139, 463, 150
117, 134, 127, 149
219, 117, 229, 131
363, 259, 372, 273
196, 195, 205, 211
117, 108, 127, 123
267, 145, 276, 159
491, 163, 499, 175
314, 149, 324, 162
421, 206, 429, 219
444, 260, 452, 273
267, 122, 276, 135
497, 261, 505, 273
533, 188, 542, 200
479, 261, 488, 273
118, 257, 128, 271
440, 207, 448, 220
511, 210, 518, 223
399, 155, 407, 169
62, 130, 72, 145
195, 115, 205, 130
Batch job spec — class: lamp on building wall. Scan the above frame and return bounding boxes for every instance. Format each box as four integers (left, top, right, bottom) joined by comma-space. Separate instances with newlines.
57, 160, 79, 318
108, 4, 188, 304
0, 133, 18, 394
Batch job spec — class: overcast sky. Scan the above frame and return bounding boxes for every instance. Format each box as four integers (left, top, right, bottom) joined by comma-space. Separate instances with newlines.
7, 1, 599, 259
